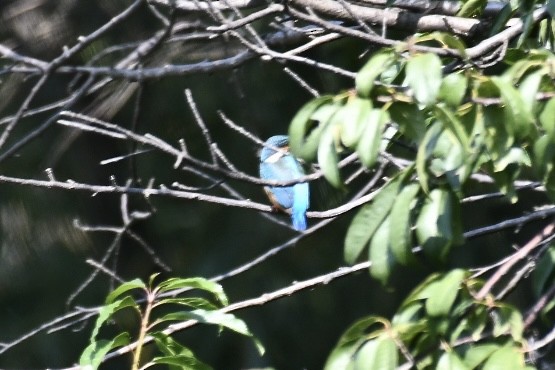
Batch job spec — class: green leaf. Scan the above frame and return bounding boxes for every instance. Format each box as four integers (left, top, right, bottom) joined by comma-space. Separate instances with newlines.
156, 297, 219, 311
157, 277, 229, 306
492, 304, 524, 341
79, 332, 131, 369
463, 344, 500, 368
406, 53, 443, 106
540, 97, 555, 139
369, 217, 393, 284
415, 188, 458, 261
457, 0, 486, 17
532, 246, 555, 297
289, 95, 334, 160
489, 4, 514, 36
160, 309, 265, 355
147, 356, 212, 370
90, 296, 138, 342
416, 122, 443, 193
533, 135, 555, 180
518, 71, 543, 113
105, 278, 145, 304
388, 102, 426, 142
389, 183, 420, 265
437, 351, 469, 370
318, 121, 342, 187
344, 177, 402, 264
356, 109, 389, 168
354, 337, 398, 370
439, 73, 468, 108
482, 345, 524, 370
324, 316, 388, 370
356, 50, 396, 98
490, 77, 535, 139
435, 104, 470, 151
340, 97, 372, 148
150, 332, 212, 370
425, 269, 466, 317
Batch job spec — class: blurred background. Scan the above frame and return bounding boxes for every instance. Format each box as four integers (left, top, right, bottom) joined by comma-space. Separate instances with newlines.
0, 1, 551, 368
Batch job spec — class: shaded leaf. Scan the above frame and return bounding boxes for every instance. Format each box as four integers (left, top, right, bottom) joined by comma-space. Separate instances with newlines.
540, 97, 555, 139
532, 246, 555, 298
463, 344, 500, 369
369, 217, 393, 284
318, 121, 342, 187
490, 77, 535, 139
344, 177, 402, 264
389, 183, 420, 265
79, 332, 130, 370
340, 97, 372, 148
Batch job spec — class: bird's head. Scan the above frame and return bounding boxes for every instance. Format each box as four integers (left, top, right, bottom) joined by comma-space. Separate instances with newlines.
259, 135, 290, 163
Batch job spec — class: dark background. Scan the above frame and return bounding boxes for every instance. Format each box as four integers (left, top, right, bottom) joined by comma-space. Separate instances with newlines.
0, 1, 549, 369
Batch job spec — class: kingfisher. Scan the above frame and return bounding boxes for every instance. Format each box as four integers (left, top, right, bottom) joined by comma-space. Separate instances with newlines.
259, 135, 310, 231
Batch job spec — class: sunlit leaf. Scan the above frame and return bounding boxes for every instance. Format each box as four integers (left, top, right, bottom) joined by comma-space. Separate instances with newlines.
157, 277, 229, 306
437, 351, 469, 370
289, 95, 335, 160
425, 269, 466, 317
356, 109, 389, 168
406, 53, 442, 106
340, 97, 372, 148
462, 344, 500, 369
518, 71, 543, 113
482, 345, 524, 370
439, 73, 468, 108
105, 278, 145, 304
318, 121, 342, 187
344, 177, 402, 264
356, 50, 396, 97
492, 304, 524, 341
416, 122, 443, 193
540, 97, 555, 139
354, 336, 398, 370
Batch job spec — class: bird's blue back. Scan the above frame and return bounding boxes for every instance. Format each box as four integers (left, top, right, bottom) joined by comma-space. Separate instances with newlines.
259, 136, 309, 231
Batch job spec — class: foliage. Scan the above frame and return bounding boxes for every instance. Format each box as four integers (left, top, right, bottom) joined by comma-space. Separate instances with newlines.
79, 275, 263, 370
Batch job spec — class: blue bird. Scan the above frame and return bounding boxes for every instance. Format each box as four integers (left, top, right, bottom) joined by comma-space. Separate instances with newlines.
259, 135, 310, 231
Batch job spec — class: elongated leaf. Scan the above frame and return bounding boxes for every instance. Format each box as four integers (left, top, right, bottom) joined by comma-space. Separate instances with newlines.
406, 53, 442, 106
489, 3, 514, 36
289, 95, 334, 160
457, 0, 486, 17
318, 122, 342, 187
340, 97, 372, 148
157, 277, 228, 306
389, 183, 420, 265
369, 217, 393, 284
105, 278, 145, 304
425, 269, 465, 317
519, 71, 543, 113
482, 345, 524, 370
80, 332, 130, 369
416, 122, 443, 193
439, 73, 468, 108
324, 316, 388, 370
156, 297, 218, 311
463, 344, 500, 368
540, 97, 555, 139
356, 109, 389, 168
437, 351, 469, 370
532, 246, 555, 297
90, 296, 138, 341
355, 337, 398, 370
150, 332, 211, 370
415, 188, 455, 261
160, 309, 264, 355
492, 304, 523, 341
435, 104, 470, 150
356, 50, 396, 97
490, 77, 535, 139
344, 177, 402, 264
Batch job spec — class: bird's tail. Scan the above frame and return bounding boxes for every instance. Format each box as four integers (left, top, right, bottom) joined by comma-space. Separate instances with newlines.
291, 183, 309, 231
